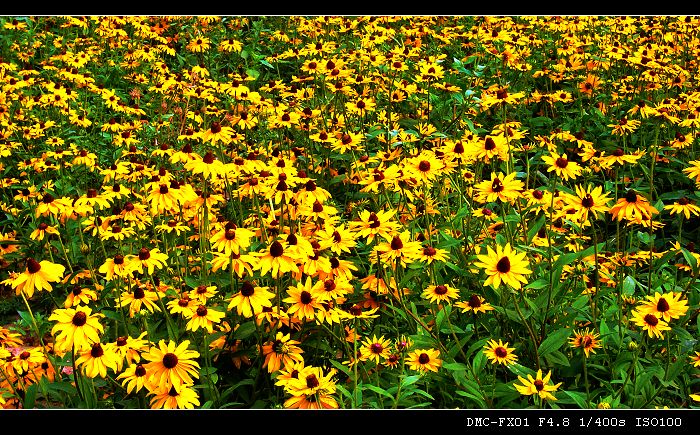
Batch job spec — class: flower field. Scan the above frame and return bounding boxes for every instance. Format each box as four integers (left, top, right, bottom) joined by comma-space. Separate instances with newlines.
0, 16, 699, 410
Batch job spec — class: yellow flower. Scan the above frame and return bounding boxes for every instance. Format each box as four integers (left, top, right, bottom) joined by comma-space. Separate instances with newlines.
514, 369, 562, 401
49, 305, 105, 355
11, 258, 66, 299
483, 339, 518, 366
405, 348, 442, 373
474, 243, 532, 290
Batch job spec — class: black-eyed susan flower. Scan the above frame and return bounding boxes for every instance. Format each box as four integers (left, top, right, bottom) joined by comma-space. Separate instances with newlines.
636, 291, 688, 322
262, 332, 304, 373
417, 245, 450, 265
228, 281, 275, 318
75, 342, 119, 379
569, 328, 602, 357
252, 239, 298, 278
188, 284, 218, 305
210, 223, 254, 255
474, 243, 532, 290
128, 247, 169, 275
117, 284, 162, 318
184, 150, 227, 180
29, 222, 60, 241
49, 305, 104, 355
350, 209, 400, 243
63, 285, 98, 308
185, 303, 226, 334
455, 294, 495, 314
105, 331, 149, 372
631, 308, 671, 339
116, 362, 154, 394
564, 184, 612, 223
405, 348, 442, 373
10, 257, 66, 298
284, 277, 323, 322
513, 369, 562, 401
9, 346, 45, 374
664, 197, 700, 220
690, 351, 700, 368
283, 366, 338, 409
483, 339, 518, 366
541, 152, 583, 181
148, 382, 200, 409
421, 283, 460, 305
373, 230, 423, 267
98, 254, 132, 281
142, 339, 201, 390
465, 134, 509, 164
474, 172, 524, 204
359, 334, 393, 364
609, 189, 659, 224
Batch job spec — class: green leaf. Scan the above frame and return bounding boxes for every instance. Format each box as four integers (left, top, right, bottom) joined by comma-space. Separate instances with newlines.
563, 390, 589, 408
24, 383, 38, 408
681, 248, 698, 275
365, 384, 393, 399
442, 362, 469, 372
472, 350, 487, 374
544, 350, 571, 367
538, 327, 571, 356
401, 375, 421, 388
330, 360, 353, 378
233, 321, 256, 340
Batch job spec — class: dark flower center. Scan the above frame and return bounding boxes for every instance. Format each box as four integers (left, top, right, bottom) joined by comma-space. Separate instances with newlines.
368, 212, 381, 228
203, 151, 215, 164
306, 374, 319, 389
418, 160, 431, 172
133, 287, 145, 299
26, 258, 42, 273
469, 294, 482, 307
135, 364, 147, 376
196, 305, 208, 316
270, 241, 284, 257
533, 190, 544, 200
484, 137, 496, 150
390, 236, 403, 250
496, 256, 511, 273
116, 336, 127, 346
491, 178, 504, 193
555, 157, 569, 168
418, 353, 430, 364
371, 343, 384, 354
644, 314, 659, 326
241, 281, 255, 297
495, 347, 508, 358
224, 229, 236, 240
138, 248, 151, 260
72, 311, 87, 326
624, 190, 638, 203
656, 297, 670, 312
210, 122, 221, 133
300, 291, 312, 304
581, 194, 594, 208
423, 246, 437, 256
582, 336, 593, 348
91, 343, 104, 358
534, 380, 544, 391
162, 352, 179, 368
434, 285, 448, 295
